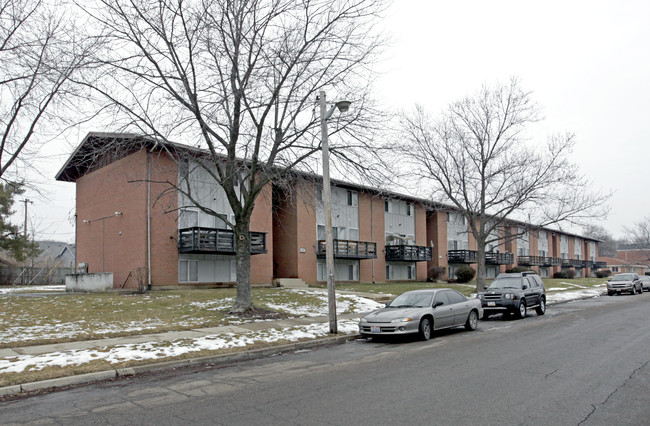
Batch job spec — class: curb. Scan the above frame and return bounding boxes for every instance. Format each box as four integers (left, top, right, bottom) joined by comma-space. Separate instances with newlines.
0, 333, 356, 398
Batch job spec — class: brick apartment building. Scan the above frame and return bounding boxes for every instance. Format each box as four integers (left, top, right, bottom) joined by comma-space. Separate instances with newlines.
56, 133, 601, 289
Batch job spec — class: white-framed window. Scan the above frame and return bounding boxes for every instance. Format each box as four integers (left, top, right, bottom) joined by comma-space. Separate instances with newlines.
179, 209, 199, 228
179, 260, 198, 282
406, 204, 412, 216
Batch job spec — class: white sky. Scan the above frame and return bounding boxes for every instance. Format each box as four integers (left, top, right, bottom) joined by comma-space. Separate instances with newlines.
18, 0, 650, 242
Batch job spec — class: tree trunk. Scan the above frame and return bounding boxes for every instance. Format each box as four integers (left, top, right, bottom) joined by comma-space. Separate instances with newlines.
231, 219, 253, 313
476, 240, 486, 295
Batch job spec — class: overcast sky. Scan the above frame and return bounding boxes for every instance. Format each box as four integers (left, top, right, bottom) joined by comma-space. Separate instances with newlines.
20, 0, 650, 243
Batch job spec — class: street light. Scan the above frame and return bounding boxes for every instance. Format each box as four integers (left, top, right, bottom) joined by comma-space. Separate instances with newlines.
319, 90, 351, 334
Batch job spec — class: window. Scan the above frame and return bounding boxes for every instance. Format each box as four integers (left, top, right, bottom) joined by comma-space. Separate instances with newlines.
346, 190, 357, 206
434, 291, 449, 306
179, 260, 198, 282
179, 209, 198, 229
407, 266, 412, 280
406, 204, 412, 216
447, 290, 466, 304
348, 264, 354, 280
386, 265, 391, 280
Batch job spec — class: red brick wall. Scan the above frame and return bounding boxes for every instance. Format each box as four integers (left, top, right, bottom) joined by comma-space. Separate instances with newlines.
148, 153, 179, 287
414, 204, 428, 281
358, 192, 384, 283
426, 211, 447, 278
295, 185, 318, 283
272, 187, 298, 279
250, 184, 273, 285
76, 150, 149, 288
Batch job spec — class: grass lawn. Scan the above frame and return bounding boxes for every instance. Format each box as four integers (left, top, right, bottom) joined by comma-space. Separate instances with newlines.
0, 288, 371, 349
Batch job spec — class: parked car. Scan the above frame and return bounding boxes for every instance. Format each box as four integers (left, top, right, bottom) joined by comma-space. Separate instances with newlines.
478, 271, 546, 319
607, 273, 643, 295
639, 275, 650, 292
358, 289, 483, 341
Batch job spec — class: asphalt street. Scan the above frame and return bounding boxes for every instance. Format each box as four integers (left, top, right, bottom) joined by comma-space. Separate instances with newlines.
2, 293, 650, 425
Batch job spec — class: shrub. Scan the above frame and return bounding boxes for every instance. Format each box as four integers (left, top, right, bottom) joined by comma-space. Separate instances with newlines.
553, 270, 569, 279
455, 265, 476, 283
506, 266, 530, 273
428, 266, 446, 281
596, 270, 612, 278
565, 268, 576, 279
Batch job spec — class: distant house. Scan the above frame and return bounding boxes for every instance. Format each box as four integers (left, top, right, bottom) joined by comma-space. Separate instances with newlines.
597, 256, 649, 275
616, 244, 650, 269
0, 240, 75, 285
33, 241, 76, 269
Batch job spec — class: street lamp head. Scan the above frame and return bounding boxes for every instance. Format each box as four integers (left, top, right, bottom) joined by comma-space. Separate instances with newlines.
335, 100, 351, 113
114, 211, 123, 216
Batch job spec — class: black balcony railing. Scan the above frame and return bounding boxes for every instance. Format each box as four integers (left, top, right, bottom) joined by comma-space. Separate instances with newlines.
178, 227, 267, 255
517, 255, 545, 266
317, 239, 377, 259
561, 258, 583, 268
485, 252, 514, 265
448, 250, 478, 264
582, 260, 594, 269
593, 261, 607, 269
385, 245, 433, 262
542, 257, 562, 266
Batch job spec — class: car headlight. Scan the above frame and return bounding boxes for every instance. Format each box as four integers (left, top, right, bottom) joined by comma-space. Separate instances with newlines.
359, 317, 368, 323
504, 294, 513, 299
391, 317, 412, 323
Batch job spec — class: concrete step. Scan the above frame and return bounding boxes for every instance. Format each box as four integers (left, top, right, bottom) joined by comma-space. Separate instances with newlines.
274, 278, 309, 289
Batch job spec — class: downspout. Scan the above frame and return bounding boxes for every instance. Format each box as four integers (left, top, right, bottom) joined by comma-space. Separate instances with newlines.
371, 196, 374, 283
147, 152, 152, 290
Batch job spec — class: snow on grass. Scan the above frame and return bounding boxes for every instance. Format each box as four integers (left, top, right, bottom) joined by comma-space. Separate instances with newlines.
546, 288, 605, 303
0, 285, 66, 294
262, 289, 383, 316
0, 319, 360, 374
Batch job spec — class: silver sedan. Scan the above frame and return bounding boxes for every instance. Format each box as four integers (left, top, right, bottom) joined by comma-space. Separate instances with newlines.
358, 288, 483, 340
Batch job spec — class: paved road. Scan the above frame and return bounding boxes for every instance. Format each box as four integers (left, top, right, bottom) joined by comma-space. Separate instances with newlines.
3, 293, 650, 425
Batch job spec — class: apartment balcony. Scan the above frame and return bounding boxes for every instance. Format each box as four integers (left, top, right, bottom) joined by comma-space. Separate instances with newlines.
317, 239, 377, 260
385, 245, 433, 262
582, 260, 594, 269
447, 250, 478, 264
178, 227, 267, 255
517, 255, 545, 266
542, 257, 562, 267
485, 252, 514, 265
593, 261, 607, 269
561, 258, 583, 268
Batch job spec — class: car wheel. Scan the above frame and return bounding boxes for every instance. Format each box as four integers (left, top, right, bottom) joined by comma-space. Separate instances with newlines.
608, 291, 614, 296
535, 297, 546, 315
465, 310, 478, 331
516, 300, 527, 319
418, 317, 432, 341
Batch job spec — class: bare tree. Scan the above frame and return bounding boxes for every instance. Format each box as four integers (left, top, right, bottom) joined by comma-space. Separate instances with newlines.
0, 0, 94, 180
400, 79, 609, 293
79, 0, 387, 313
623, 217, 650, 245
582, 224, 617, 257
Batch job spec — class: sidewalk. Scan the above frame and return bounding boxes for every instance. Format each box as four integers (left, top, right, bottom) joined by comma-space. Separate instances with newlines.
0, 288, 601, 398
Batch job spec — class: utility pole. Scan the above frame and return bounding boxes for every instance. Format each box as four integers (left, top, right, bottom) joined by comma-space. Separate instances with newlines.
22, 199, 31, 238
21, 199, 32, 285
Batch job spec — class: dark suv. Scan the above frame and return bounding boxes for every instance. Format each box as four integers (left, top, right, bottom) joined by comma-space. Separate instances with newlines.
478, 272, 546, 319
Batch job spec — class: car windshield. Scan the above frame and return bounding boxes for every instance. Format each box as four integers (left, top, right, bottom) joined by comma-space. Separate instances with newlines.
487, 277, 523, 289
612, 274, 634, 282
387, 293, 433, 308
